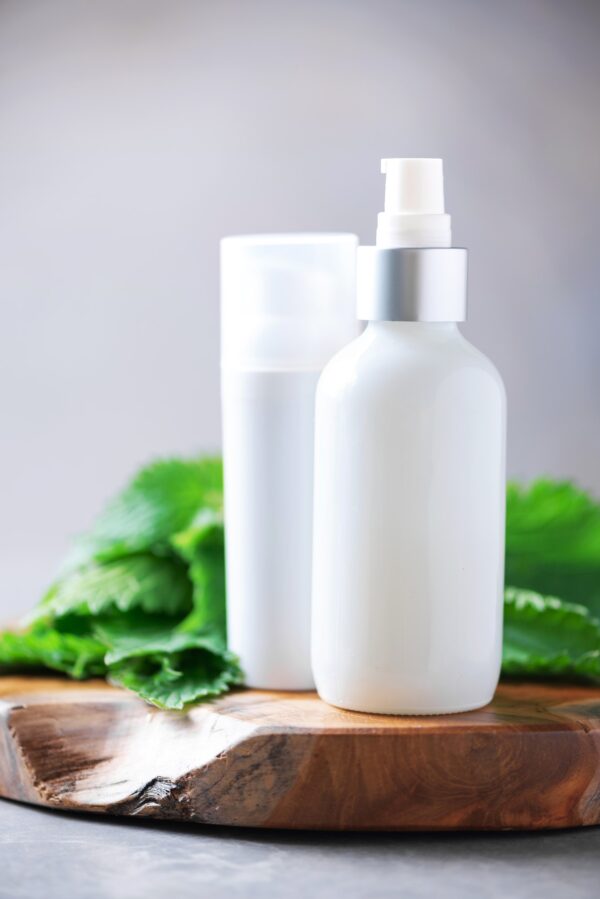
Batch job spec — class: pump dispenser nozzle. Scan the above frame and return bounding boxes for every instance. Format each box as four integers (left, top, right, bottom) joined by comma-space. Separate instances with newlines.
358, 157, 466, 321
376, 158, 452, 248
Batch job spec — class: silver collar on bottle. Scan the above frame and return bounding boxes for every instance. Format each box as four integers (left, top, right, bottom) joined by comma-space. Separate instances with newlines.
357, 247, 467, 322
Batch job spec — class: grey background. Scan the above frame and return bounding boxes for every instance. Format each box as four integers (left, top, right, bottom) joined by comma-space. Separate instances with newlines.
1, 0, 599, 617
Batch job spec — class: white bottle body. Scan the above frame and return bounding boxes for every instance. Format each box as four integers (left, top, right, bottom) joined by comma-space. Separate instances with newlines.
222, 367, 320, 689
312, 322, 506, 714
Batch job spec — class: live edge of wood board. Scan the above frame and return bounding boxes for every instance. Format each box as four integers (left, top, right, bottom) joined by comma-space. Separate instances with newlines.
0, 675, 598, 831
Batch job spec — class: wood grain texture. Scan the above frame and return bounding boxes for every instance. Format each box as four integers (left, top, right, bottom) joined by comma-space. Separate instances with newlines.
0, 676, 599, 831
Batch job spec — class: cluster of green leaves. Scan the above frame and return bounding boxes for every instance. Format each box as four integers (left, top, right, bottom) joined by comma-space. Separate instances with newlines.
503, 480, 600, 683
0, 461, 598, 707
0, 458, 242, 709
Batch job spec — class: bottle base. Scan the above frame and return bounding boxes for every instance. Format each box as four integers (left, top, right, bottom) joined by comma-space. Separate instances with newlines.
317, 691, 496, 716
247, 686, 317, 692
243, 676, 316, 692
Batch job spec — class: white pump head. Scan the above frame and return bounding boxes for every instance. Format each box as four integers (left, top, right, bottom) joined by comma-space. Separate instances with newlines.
357, 157, 466, 321
221, 233, 358, 370
376, 158, 452, 248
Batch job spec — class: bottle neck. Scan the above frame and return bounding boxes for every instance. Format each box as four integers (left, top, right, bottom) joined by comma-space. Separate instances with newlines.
356, 248, 467, 324
366, 320, 460, 338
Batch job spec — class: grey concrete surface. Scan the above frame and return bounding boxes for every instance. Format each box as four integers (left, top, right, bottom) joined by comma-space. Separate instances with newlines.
0, 799, 598, 899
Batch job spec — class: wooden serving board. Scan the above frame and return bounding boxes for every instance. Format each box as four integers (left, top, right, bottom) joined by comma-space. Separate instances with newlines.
0, 675, 599, 831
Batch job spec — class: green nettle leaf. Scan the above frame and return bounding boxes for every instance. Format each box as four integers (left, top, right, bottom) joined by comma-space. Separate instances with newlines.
184, 547, 227, 637
108, 651, 243, 711
171, 507, 224, 552
33, 554, 193, 622
506, 480, 600, 618
91, 612, 226, 663
171, 521, 227, 636
62, 457, 223, 572
0, 628, 107, 679
502, 587, 600, 682
95, 613, 242, 710
0, 456, 235, 709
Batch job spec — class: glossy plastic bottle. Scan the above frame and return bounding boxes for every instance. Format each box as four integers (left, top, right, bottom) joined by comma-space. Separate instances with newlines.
312, 160, 506, 714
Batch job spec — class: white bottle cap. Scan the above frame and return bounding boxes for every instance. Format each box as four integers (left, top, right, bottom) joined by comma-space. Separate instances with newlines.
376, 158, 452, 248
221, 234, 358, 370
358, 158, 466, 321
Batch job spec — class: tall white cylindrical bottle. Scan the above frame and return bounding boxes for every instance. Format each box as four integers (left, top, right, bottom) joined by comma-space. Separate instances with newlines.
221, 234, 357, 689
312, 160, 506, 714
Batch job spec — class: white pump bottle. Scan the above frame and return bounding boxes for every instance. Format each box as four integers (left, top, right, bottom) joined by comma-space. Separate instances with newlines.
221, 234, 357, 690
311, 159, 506, 715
